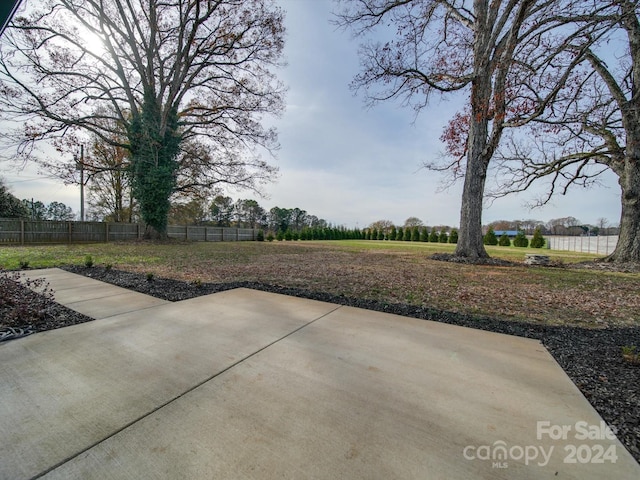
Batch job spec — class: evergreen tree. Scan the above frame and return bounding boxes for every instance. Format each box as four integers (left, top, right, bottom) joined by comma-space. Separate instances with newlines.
449, 228, 458, 244
513, 230, 529, 247
0, 180, 29, 218
483, 227, 498, 246
397, 227, 404, 241
498, 233, 511, 246
389, 225, 397, 241
530, 227, 545, 248
439, 231, 449, 243
411, 226, 420, 241
429, 228, 439, 242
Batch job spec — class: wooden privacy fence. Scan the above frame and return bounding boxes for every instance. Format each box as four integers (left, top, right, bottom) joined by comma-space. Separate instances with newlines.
0, 218, 258, 244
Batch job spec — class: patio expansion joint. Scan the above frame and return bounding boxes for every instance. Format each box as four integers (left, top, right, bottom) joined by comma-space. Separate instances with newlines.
30, 302, 344, 480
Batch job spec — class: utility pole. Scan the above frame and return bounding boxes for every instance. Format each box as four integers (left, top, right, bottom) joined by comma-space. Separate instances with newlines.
75, 145, 85, 221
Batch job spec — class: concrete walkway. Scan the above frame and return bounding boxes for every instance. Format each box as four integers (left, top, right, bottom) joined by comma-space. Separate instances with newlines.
1, 268, 638, 479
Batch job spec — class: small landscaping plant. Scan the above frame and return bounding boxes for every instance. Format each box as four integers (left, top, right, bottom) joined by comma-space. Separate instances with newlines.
0, 270, 53, 330
483, 227, 498, 246
513, 230, 529, 247
84, 255, 94, 268
19, 259, 29, 269
622, 346, 640, 365
498, 233, 511, 246
530, 227, 545, 248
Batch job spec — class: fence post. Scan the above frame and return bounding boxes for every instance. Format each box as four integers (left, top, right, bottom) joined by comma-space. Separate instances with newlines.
105, 223, 109, 242
20, 220, 24, 245
68, 221, 72, 243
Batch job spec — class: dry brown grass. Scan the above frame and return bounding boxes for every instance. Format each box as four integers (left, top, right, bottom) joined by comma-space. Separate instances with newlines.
2, 240, 638, 327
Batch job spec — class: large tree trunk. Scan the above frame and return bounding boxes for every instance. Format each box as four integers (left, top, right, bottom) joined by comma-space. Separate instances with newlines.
454, 33, 491, 259
455, 150, 490, 258
606, 158, 640, 262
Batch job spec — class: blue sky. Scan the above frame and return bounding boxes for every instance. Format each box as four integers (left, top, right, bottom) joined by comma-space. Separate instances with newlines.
1, 0, 623, 228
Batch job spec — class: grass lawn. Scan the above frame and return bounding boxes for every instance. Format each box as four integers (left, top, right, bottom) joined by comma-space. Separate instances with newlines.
1, 240, 638, 327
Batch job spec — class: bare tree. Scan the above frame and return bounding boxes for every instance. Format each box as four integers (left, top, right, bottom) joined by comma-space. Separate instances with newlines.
493, 2, 640, 262
403, 216, 423, 228
0, 0, 285, 237
335, 0, 583, 258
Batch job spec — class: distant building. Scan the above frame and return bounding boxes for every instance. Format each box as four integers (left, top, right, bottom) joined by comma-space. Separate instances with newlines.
494, 230, 519, 238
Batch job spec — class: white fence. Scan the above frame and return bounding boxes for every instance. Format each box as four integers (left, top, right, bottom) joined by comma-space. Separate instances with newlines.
546, 235, 618, 255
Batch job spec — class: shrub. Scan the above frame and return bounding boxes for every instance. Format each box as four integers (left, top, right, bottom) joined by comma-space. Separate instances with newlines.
439, 231, 449, 243
411, 226, 420, 241
104, 263, 113, 271
146, 272, 154, 282
84, 255, 94, 268
449, 229, 458, 244
530, 227, 545, 248
498, 233, 511, 246
378, 229, 385, 240
0, 270, 54, 327
292, 231, 299, 241
420, 226, 429, 242
429, 228, 439, 242
267, 232, 275, 242
256, 229, 265, 242
483, 227, 498, 246
389, 225, 397, 241
513, 230, 529, 247
284, 229, 293, 241
396, 227, 403, 241
276, 230, 284, 241
18, 259, 29, 269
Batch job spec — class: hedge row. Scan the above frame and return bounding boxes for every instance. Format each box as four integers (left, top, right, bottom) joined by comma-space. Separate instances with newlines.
483, 227, 546, 248
258, 226, 460, 244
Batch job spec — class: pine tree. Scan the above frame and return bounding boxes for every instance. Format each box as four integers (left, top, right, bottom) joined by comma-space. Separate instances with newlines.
513, 230, 529, 247
483, 227, 498, 246
498, 233, 511, 246
530, 227, 545, 248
